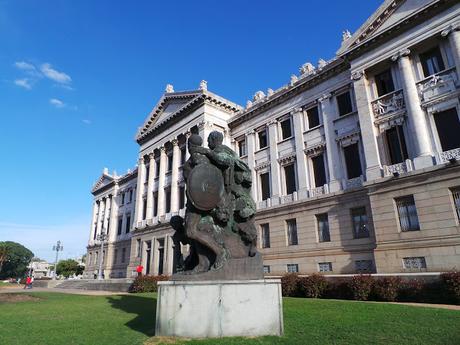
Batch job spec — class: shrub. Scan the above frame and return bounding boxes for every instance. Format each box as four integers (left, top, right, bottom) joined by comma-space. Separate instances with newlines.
324, 278, 352, 300
440, 272, 460, 304
129, 275, 169, 293
281, 273, 300, 297
398, 279, 424, 302
299, 274, 329, 298
373, 277, 402, 301
349, 275, 374, 301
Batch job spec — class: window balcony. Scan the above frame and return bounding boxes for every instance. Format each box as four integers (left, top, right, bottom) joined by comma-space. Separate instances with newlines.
383, 159, 413, 177
280, 192, 298, 204
342, 176, 364, 190
308, 184, 329, 197
416, 67, 458, 105
371, 89, 405, 119
437, 147, 460, 164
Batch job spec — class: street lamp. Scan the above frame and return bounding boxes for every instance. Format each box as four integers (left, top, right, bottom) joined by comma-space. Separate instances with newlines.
96, 229, 108, 280
52, 241, 63, 280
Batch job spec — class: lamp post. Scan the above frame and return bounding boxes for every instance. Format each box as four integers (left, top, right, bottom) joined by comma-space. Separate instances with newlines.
97, 230, 108, 280
52, 241, 63, 280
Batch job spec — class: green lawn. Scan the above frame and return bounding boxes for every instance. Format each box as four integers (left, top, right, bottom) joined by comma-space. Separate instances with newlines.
0, 292, 458, 345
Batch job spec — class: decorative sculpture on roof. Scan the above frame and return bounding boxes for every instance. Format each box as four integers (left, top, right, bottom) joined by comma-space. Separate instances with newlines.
342, 29, 352, 41
170, 131, 262, 280
199, 80, 208, 91
253, 90, 265, 101
299, 62, 315, 75
318, 59, 327, 69
165, 84, 174, 93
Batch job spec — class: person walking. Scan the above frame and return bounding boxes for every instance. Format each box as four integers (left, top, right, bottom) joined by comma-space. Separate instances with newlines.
24, 276, 32, 289
136, 265, 143, 277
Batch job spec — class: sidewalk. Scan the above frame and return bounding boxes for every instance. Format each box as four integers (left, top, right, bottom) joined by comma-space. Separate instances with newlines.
0, 286, 128, 296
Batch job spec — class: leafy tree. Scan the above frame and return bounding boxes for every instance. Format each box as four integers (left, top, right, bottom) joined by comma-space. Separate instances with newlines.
56, 259, 84, 278
0, 241, 34, 279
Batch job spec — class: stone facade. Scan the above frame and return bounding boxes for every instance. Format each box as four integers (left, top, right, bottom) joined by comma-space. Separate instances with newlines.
84, 0, 460, 279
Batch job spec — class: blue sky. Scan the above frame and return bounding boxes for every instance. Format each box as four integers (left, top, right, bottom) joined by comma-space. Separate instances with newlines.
0, 0, 381, 262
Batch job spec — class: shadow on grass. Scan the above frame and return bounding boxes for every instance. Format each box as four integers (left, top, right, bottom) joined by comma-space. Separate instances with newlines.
107, 294, 157, 337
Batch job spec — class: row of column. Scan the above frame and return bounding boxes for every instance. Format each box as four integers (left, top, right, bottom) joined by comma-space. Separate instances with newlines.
89, 187, 119, 245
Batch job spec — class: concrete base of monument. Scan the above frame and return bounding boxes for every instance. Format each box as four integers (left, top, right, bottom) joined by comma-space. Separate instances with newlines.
155, 279, 283, 338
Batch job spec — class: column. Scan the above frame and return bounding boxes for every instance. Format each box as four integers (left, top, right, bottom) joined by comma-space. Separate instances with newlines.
89, 201, 99, 244
95, 198, 105, 236
352, 71, 383, 180
291, 108, 309, 198
170, 139, 181, 213
134, 157, 146, 225
392, 49, 433, 169
319, 94, 342, 192
108, 185, 119, 243
165, 235, 175, 275
185, 132, 191, 161
268, 120, 281, 205
157, 146, 167, 217
102, 195, 111, 233
442, 24, 460, 78
145, 153, 155, 220
199, 120, 213, 147
246, 130, 258, 201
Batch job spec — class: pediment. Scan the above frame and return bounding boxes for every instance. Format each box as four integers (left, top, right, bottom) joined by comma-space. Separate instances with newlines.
91, 174, 114, 193
337, 0, 434, 55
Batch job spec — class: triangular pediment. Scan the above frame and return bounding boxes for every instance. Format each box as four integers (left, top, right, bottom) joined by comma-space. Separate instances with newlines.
337, 0, 435, 55
91, 173, 114, 193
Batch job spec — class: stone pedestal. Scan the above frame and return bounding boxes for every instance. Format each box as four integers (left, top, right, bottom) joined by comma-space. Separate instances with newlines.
155, 279, 283, 338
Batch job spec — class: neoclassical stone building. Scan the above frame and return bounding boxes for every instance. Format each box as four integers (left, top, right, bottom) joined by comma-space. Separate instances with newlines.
84, 0, 460, 279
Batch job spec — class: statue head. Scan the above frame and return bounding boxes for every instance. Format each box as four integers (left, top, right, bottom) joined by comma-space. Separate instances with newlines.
207, 131, 223, 149
188, 134, 203, 148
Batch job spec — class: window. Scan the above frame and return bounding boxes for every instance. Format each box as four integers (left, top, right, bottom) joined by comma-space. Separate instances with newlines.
374, 69, 395, 96
451, 187, 460, 222
286, 219, 298, 246
351, 207, 369, 238
433, 108, 460, 152
128, 190, 133, 203
136, 239, 142, 258
121, 192, 125, 205
260, 223, 270, 248
403, 257, 427, 270
237, 138, 247, 157
263, 265, 271, 274
318, 262, 332, 272
312, 154, 327, 187
395, 195, 420, 231
343, 143, 362, 179
117, 218, 123, 236
155, 158, 160, 177
121, 248, 126, 263
180, 146, 187, 165
287, 264, 299, 273
260, 172, 270, 201
258, 129, 268, 149
153, 192, 158, 217
284, 164, 297, 195
142, 198, 147, 220
420, 46, 445, 78
125, 214, 131, 233
165, 187, 171, 213
355, 260, 373, 273
89, 253, 92, 266
167, 155, 173, 172
336, 91, 353, 116
113, 249, 118, 265
317, 213, 330, 242
306, 106, 320, 129
386, 125, 408, 164
179, 186, 186, 209
145, 165, 150, 183
280, 117, 292, 139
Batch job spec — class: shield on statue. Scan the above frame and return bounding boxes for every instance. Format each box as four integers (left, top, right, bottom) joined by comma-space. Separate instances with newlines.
187, 163, 224, 211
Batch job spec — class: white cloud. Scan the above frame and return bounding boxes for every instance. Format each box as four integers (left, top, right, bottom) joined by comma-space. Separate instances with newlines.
49, 98, 65, 108
40, 63, 72, 84
14, 78, 32, 90
82, 119, 91, 125
14, 61, 36, 71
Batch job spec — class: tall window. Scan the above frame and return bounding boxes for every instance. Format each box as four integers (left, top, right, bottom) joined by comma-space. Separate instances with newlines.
287, 264, 299, 273
351, 207, 369, 238
284, 164, 297, 195
260, 223, 270, 248
167, 155, 173, 172
125, 214, 131, 233
142, 198, 147, 220
113, 249, 118, 265
121, 192, 125, 205
128, 190, 133, 203
136, 239, 142, 258
237, 138, 247, 157
336, 91, 353, 116
420, 46, 445, 78
179, 186, 186, 209
180, 146, 187, 165
433, 108, 460, 152
258, 129, 268, 149
450, 187, 460, 222
153, 192, 158, 217
306, 106, 320, 129
165, 187, 171, 213
317, 213, 330, 242
386, 125, 408, 164
121, 248, 126, 263
117, 218, 123, 235
395, 195, 420, 231
374, 69, 395, 96
155, 158, 160, 177
280, 117, 292, 139
343, 143, 362, 179
318, 262, 332, 272
145, 165, 150, 183
286, 219, 298, 246
260, 172, 270, 200
312, 154, 327, 187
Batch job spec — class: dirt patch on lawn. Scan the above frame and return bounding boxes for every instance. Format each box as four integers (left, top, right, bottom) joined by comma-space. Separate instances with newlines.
0, 293, 41, 303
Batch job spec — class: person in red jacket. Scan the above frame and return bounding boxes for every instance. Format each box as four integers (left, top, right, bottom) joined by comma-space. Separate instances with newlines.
136, 265, 143, 277
24, 276, 32, 289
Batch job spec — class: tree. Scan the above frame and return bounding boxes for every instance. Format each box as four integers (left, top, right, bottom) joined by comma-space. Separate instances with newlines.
56, 259, 84, 278
0, 244, 9, 273
0, 241, 34, 279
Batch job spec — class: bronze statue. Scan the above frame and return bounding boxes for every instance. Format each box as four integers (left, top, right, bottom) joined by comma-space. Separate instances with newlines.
170, 131, 262, 280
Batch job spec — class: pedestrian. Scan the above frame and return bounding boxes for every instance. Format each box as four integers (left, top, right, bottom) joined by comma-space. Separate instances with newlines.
24, 276, 32, 289
136, 265, 143, 277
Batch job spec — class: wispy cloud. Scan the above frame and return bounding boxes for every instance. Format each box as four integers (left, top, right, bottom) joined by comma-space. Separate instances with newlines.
40, 63, 72, 84
14, 61, 36, 71
82, 119, 92, 125
49, 98, 65, 108
14, 78, 32, 90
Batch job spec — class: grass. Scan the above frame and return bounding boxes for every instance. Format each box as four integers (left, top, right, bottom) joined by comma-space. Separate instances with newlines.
0, 292, 458, 345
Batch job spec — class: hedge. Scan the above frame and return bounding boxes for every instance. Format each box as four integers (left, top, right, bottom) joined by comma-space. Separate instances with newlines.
129, 275, 169, 293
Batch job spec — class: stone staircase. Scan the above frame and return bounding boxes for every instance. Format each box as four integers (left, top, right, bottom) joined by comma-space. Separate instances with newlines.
52, 279, 133, 292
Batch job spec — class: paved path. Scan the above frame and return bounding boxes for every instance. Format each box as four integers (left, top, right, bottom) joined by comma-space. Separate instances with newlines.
0, 287, 128, 296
